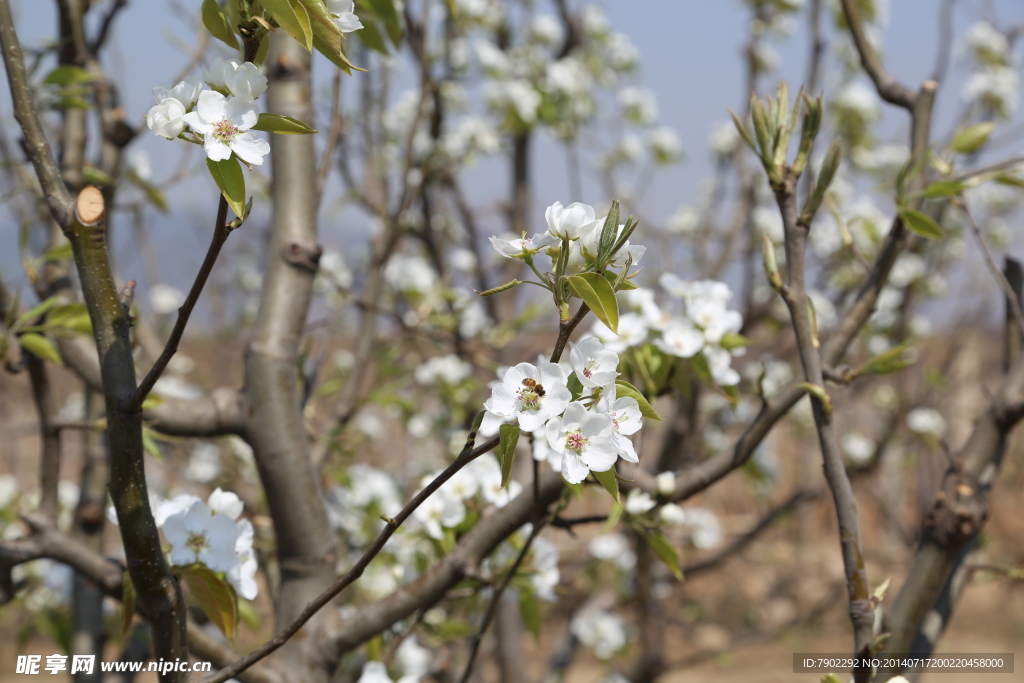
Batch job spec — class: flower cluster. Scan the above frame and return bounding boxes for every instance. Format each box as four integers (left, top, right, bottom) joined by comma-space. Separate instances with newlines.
590, 274, 745, 387
108, 488, 258, 599
484, 336, 644, 484
413, 455, 523, 539
145, 57, 270, 165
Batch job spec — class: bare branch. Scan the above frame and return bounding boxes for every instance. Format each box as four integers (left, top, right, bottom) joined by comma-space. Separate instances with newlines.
838, 0, 915, 109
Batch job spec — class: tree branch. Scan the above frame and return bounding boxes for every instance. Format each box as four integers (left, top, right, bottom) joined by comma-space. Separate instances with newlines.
126, 197, 232, 413
838, 0, 915, 109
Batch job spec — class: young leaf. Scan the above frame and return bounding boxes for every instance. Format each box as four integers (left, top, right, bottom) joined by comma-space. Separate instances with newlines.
591, 467, 620, 504
46, 303, 93, 335
497, 423, 520, 489
355, 19, 390, 54
603, 503, 624, 532
567, 272, 619, 333
40, 242, 73, 262
614, 380, 662, 420
518, 590, 542, 642
358, 0, 403, 44
950, 122, 995, 155
43, 65, 95, 86
596, 199, 620, 267
260, 0, 313, 52
898, 207, 945, 240
206, 157, 246, 218
644, 532, 683, 581
566, 372, 584, 401
201, 0, 239, 50
14, 296, 60, 328
141, 427, 163, 461
921, 179, 971, 199
251, 113, 319, 135
121, 571, 135, 638
853, 343, 915, 378
19, 333, 63, 366
181, 564, 239, 639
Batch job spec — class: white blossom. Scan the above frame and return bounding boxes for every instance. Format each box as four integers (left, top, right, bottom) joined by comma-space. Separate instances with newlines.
569, 337, 619, 388
326, 0, 363, 32
588, 533, 636, 571
545, 402, 617, 484
545, 201, 599, 239
149, 283, 184, 316
485, 362, 571, 432
571, 610, 627, 659
415, 354, 472, 385
162, 500, 240, 571
146, 98, 188, 140
906, 407, 946, 437
182, 91, 269, 165
656, 471, 676, 496
624, 488, 656, 515
489, 232, 556, 258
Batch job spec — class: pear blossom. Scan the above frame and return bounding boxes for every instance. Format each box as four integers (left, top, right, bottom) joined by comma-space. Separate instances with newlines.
594, 384, 642, 462
654, 320, 704, 358
183, 91, 270, 165
544, 201, 599, 239
227, 519, 259, 599
624, 488, 655, 515
575, 220, 646, 268
146, 98, 188, 140
592, 312, 650, 353
571, 610, 627, 659
527, 535, 561, 600
489, 232, 557, 258
162, 500, 240, 571
357, 662, 394, 683
545, 402, 617, 484
414, 487, 465, 540
659, 503, 686, 526
484, 362, 571, 432
569, 337, 619, 388
202, 59, 268, 99
589, 533, 636, 571
326, 0, 363, 33
906, 407, 946, 437
152, 76, 202, 110
656, 471, 676, 496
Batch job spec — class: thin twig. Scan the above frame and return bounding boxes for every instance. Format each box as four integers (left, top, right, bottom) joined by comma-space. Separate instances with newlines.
960, 201, 1024, 342
125, 197, 231, 412
200, 432, 501, 683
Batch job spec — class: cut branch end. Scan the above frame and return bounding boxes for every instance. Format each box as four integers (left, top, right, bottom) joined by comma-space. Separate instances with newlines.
75, 186, 105, 226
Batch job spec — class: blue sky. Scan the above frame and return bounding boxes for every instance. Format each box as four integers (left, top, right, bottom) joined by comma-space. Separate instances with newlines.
3, 0, 1024, 310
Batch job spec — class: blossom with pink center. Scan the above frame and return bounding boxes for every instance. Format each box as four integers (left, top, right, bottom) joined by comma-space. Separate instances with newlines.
545, 402, 617, 484
484, 362, 570, 432
569, 337, 619, 388
182, 90, 269, 165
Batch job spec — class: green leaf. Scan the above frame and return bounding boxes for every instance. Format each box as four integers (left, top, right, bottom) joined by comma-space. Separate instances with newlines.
141, 427, 163, 461
15, 296, 61, 328
180, 564, 239, 639
566, 372, 584, 401
614, 380, 662, 420
250, 113, 319, 135
82, 166, 114, 186
567, 272, 619, 334
40, 242, 73, 262
603, 503, 624, 532
821, 675, 844, 683
43, 65, 95, 86
298, 0, 359, 72
898, 207, 945, 240
121, 571, 135, 638
260, 0, 313, 52
126, 169, 168, 213
206, 157, 246, 218
358, 0, 402, 44
497, 423, 520, 489
950, 122, 995, 155
141, 395, 164, 411
46, 303, 92, 335
591, 467, 620, 504
855, 343, 915, 377
596, 199, 620, 266
202, 0, 239, 50
518, 590, 541, 642
355, 19, 389, 53
718, 332, 749, 351
19, 333, 63, 366
644, 532, 683, 581
895, 152, 927, 201
921, 179, 971, 198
